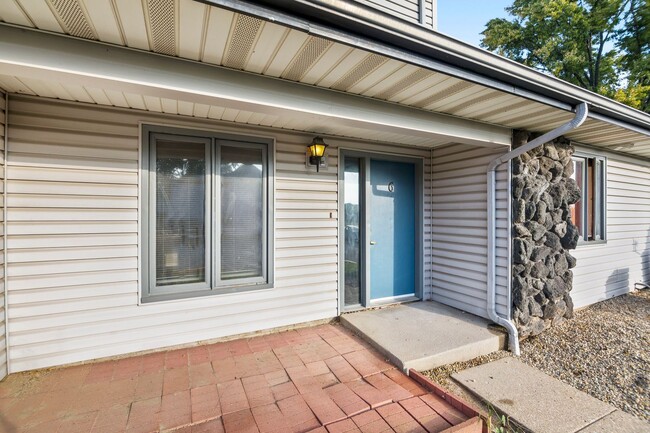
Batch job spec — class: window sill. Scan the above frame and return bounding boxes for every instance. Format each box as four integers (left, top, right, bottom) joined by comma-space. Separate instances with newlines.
576, 239, 607, 248
140, 282, 274, 305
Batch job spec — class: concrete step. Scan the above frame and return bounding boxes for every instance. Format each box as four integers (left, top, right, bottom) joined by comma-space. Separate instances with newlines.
340, 301, 506, 372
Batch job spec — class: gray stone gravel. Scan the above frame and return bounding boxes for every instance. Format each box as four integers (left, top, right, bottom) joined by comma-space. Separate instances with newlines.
519, 289, 650, 421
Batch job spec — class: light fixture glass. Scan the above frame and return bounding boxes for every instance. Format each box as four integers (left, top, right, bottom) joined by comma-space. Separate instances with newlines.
307, 136, 328, 172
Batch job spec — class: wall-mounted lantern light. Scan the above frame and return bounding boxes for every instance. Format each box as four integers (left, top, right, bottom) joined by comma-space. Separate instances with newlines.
307, 136, 328, 172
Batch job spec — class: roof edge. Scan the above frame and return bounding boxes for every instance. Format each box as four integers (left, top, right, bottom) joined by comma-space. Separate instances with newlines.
197, 0, 650, 136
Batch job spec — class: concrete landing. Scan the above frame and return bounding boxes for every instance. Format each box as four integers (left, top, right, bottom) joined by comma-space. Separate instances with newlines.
453, 358, 650, 433
340, 301, 506, 372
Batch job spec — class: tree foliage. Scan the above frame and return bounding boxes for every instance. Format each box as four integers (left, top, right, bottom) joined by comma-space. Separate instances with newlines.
481, 0, 650, 113
617, 0, 650, 111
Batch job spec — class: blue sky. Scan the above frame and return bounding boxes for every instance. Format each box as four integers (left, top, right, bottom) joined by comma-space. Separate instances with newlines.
437, 0, 512, 47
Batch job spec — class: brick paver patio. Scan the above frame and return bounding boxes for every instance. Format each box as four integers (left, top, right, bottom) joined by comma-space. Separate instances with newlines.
0, 324, 471, 433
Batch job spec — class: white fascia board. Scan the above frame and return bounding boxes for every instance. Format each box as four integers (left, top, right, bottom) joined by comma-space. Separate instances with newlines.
0, 25, 510, 147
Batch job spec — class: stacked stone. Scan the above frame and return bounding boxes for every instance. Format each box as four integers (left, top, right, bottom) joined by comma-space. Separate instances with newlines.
511, 132, 581, 338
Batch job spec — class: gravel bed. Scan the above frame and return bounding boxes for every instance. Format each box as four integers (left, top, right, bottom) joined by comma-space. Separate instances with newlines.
519, 289, 650, 421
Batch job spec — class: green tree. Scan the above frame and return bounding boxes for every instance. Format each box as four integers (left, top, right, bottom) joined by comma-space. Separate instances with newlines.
617, 0, 650, 111
481, 0, 628, 101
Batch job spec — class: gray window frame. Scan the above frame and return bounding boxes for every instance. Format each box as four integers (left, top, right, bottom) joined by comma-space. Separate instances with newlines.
572, 151, 607, 245
141, 125, 274, 303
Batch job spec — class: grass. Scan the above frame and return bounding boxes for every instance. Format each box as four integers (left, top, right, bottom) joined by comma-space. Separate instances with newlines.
486, 404, 526, 433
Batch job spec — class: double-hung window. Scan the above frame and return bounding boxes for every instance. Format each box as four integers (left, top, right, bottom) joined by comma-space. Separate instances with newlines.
141, 126, 273, 302
570, 152, 606, 243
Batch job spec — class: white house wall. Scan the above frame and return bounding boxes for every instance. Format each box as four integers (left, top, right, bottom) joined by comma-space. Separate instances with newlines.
0, 90, 6, 380
430, 143, 511, 318
571, 148, 650, 308
353, 0, 436, 28
5, 95, 434, 373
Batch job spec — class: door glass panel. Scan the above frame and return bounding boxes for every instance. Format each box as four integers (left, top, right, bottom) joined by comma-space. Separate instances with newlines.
221, 146, 264, 280
155, 140, 206, 286
344, 158, 362, 306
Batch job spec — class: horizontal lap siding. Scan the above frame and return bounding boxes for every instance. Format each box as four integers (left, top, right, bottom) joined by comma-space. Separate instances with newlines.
6, 95, 433, 372
0, 91, 6, 380
430, 143, 510, 319
571, 151, 650, 308
7, 96, 335, 372
354, 0, 435, 27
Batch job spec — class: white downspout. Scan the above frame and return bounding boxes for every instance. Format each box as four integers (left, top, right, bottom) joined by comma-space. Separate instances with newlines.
487, 102, 589, 356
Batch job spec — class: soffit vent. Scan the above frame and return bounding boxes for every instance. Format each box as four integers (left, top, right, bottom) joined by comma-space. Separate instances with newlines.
147, 0, 176, 56
281, 37, 332, 82
47, 0, 96, 40
374, 69, 435, 101
445, 91, 503, 115
478, 100, 532, 121
331, 54, 388, 92
506, 107, 559, 128
414, 81, 474, 109
223, 14, 263, 70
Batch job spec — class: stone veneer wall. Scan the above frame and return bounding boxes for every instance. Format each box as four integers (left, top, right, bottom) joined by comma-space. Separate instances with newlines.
511, 132, 581, 338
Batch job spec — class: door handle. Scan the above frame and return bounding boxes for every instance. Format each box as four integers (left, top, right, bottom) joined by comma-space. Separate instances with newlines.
370, 241, 377, 245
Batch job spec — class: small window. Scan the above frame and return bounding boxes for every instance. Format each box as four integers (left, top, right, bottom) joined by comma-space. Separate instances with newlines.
570, 153, 606, 243
141, 126, 273, 302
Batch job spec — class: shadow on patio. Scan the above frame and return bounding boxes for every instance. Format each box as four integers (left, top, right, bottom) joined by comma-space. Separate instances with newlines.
0, 324, 476, 433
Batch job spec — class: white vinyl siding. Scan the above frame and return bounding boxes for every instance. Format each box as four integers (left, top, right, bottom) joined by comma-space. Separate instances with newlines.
571, 148, 650, 308
353, 0, 436, 28
0, 91, 6, 380
430, 143, 510, 318
5, 95, 434, 372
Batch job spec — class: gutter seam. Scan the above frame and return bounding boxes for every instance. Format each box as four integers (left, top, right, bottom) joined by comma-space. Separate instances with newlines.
487, 102, 589, 356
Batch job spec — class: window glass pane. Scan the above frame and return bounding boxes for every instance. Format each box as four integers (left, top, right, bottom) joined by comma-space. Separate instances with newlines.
344, 157, 362, 306
570, 158, 584, 239
156, 140, 206, 286
596, 159, 605, 240
221, 146, 264, 280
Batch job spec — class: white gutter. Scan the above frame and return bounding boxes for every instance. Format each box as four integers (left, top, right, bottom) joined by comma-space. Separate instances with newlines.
487, 102, 589, 355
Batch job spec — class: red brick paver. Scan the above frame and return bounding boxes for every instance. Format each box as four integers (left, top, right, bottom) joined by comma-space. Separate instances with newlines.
0, 324, 471, 433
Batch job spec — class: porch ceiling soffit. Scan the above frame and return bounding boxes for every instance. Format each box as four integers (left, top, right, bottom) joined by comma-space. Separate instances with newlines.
0, 0, 564, 133
0, 25, 511, 148
0, 1, 648, 156
206, 0, 650, 158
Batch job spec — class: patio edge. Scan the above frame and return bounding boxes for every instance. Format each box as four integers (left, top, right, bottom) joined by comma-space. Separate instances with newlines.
408, 369, 486, 421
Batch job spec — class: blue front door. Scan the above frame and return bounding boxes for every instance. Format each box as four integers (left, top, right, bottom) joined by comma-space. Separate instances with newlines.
369, 159, 416, 300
